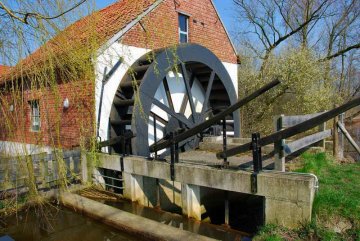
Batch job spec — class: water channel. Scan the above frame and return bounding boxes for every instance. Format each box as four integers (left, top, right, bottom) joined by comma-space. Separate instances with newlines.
0, 196, 251, 241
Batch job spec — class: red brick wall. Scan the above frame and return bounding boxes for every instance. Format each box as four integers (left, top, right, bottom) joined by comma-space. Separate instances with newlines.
121, 0, 237, 64
0, 79, 95, 150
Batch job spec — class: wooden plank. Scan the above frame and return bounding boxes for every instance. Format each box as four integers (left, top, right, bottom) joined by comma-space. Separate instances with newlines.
337, 122, 360, 155
282, 112, 325, 128
284, 130, 332, 155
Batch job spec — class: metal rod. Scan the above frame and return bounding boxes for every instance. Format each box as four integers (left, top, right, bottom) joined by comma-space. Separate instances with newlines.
92, 173, 124, 182
99, 183, 124, 190
150, 79, 281, 152
217, 96, 360, 159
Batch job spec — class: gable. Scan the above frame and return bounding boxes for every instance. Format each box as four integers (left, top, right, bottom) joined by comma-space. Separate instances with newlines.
121, 0, 238, 64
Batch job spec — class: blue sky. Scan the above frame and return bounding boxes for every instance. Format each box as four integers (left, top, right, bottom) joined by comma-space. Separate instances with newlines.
95, 0, 237, 40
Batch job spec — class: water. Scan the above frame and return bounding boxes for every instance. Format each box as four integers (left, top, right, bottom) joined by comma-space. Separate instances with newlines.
0, 197, 251, 241
0, 205, 139, 241
102, 199, 250, 241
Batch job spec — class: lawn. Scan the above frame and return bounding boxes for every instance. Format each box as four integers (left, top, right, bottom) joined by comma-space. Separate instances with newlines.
254, 152, 360, 241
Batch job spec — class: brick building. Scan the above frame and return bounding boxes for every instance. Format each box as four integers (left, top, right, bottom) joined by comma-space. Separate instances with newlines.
0, 0, 239, 155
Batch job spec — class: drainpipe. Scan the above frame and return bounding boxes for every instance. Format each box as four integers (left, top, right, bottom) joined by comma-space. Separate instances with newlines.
97, 67, 108, 139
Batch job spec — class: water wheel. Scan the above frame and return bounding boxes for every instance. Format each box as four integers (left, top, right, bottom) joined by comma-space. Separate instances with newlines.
109, 44, 239, 157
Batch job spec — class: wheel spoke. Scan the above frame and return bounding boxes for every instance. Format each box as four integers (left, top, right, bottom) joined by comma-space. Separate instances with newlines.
181, 63, 196, 121
153, 99, 194, 128
201, 70, 215, 115
179, 72, 195, 114
163, 78, 175, 112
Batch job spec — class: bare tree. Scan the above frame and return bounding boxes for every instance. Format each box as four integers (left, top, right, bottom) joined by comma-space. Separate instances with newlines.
0, 0, 87, 27
234, 0, 330, 70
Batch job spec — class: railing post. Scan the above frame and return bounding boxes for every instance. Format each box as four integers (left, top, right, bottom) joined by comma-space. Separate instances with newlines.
252, 133, 262, 172
333, 115, 340, 159
318, 115, 327, 150
251, 133, 262, 194
153, 114, 158, 160
274, 114, 285, 171
338, 113, 345, 159
222, 118, 229, 167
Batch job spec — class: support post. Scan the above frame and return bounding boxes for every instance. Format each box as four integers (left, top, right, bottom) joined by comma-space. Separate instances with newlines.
333, 114, 344, 159
338, 113, 345, 159
224, 191, 229, 226
81, 152, 88, 184
318, 121, 327, 150
123, 173, 145, 205
252, 133, 262, 172
251, 133, 262, 194
170, 132, 175, 181
181, 184, 201, 221
274, 115, 285, 171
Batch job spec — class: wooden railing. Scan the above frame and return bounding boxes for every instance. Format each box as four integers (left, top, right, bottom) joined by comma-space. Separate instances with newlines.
0, 150, 81, 193
273, 112, 331, 171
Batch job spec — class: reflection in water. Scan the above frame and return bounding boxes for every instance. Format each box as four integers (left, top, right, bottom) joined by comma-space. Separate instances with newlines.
0, 205, 138, 241
103, 199, 250, 241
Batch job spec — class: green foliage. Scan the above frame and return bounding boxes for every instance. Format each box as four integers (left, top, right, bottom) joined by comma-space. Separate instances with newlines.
254, 152, 359, 240
296, 153, 360, 230
239, 47, 339, 136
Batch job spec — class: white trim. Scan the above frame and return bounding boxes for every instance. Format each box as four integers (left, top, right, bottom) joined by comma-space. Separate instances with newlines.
98, 0, 164, 54
210, 0, 238, 55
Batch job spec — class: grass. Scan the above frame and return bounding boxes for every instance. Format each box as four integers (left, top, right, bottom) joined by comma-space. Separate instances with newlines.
254, 152, 360, 241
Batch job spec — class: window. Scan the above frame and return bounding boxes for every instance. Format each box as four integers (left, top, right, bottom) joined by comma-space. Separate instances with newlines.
29, 100, 40, 131
178, 14, 189, 43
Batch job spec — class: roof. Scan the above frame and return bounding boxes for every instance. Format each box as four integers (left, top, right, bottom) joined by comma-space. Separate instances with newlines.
1, 0, 236, 83
0, 65, 11, 76
0, 0, 161, 83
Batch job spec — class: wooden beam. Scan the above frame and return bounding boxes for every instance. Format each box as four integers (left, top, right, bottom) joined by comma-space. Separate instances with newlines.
337, 122, 360, 155
281, 112, 325, 128
284, 130, 332, 156
98, 132, 134, 148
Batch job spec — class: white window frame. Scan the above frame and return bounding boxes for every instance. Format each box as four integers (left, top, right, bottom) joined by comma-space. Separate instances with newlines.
29, 100, 40, 132
178, 13, 189, 43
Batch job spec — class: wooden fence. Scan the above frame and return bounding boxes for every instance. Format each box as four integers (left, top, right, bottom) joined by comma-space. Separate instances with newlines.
273, 112, 332, 171
0, 150, 81, 193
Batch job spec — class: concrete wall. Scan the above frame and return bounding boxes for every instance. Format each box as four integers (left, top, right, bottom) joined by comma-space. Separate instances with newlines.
94, 153, 317, 229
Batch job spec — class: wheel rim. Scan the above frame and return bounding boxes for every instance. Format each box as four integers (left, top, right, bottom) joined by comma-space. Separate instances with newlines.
109, 44, 240, 156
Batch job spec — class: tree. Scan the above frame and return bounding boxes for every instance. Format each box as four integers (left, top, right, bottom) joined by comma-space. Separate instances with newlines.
0, 0, 96, 208
0, 0, 87, 26
233, 0, 360, 135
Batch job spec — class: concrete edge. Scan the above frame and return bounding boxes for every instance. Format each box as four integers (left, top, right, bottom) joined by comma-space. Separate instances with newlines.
58, 192, 218, 241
